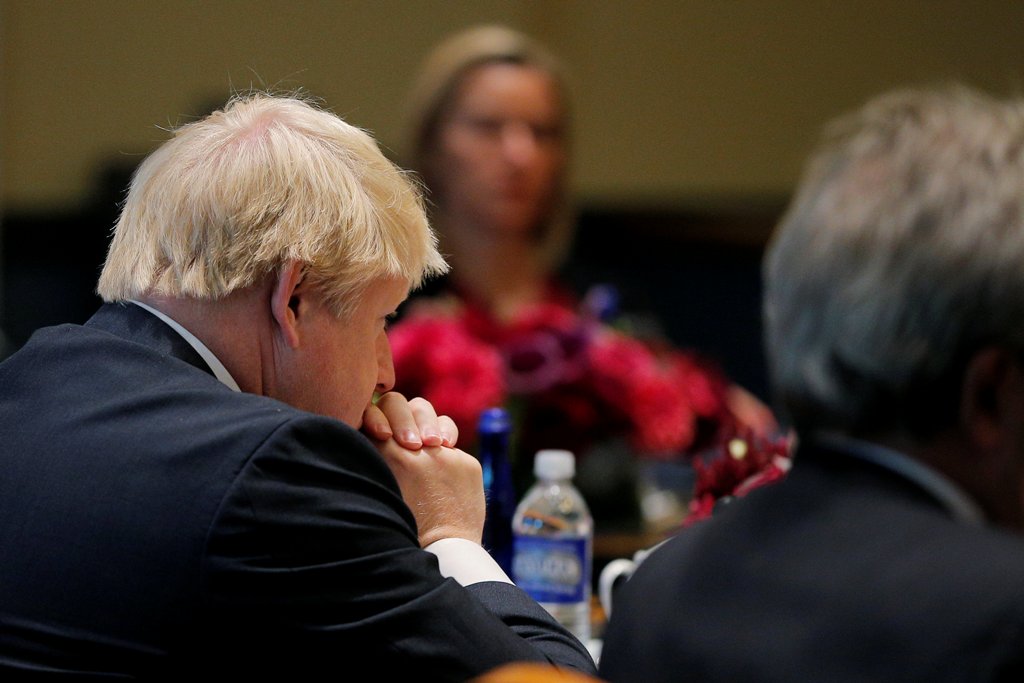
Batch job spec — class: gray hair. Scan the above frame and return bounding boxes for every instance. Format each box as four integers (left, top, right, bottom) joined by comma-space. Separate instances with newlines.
764, 86, 1024, 437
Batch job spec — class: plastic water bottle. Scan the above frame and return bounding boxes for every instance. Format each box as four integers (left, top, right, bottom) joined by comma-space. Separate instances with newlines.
511, 449, 593, 643
478, 407, 516, 575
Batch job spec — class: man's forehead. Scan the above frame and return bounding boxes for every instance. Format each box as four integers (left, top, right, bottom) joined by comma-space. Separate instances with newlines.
366, 276, 411, 307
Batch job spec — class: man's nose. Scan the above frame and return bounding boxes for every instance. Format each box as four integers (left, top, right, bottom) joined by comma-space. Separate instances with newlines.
376, 336, 396, 394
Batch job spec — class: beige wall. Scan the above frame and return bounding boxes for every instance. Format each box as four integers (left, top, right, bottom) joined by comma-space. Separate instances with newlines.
3, 0, 1024, 213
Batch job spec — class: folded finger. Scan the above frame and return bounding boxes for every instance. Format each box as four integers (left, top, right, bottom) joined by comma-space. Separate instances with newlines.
361, 402, 393, 441
375, 392, 423, 449
409, 397, 442, 447
437, 415, 459, 448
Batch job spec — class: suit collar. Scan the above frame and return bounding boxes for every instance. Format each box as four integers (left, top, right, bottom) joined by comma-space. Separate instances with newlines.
800, 433, 986, 525
128, 300, 240, 391
85, 302, 214, 378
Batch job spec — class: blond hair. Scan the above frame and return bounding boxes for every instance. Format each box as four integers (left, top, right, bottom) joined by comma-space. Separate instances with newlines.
98, 93, 447, 316
403, 25, 574, 270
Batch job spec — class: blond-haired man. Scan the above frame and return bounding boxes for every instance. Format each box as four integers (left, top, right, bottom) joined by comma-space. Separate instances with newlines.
0, 94, 595, 680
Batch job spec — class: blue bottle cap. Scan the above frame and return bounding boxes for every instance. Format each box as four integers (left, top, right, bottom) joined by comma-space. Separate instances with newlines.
478, 406, 511, 435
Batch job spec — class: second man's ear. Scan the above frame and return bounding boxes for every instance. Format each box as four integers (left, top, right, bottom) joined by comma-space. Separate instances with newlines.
270, 261, 306, 349
960, 347, 1020, 451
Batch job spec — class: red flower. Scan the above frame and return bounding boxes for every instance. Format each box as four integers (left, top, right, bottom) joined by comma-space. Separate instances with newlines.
388, 315, 506, 441
625, 372, 697, 457
669, 353, 730, 419
683, 432, 793, 525
587, 330, 701, 456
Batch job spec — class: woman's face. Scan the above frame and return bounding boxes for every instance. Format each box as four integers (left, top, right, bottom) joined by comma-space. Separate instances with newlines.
430, 62, 567, 237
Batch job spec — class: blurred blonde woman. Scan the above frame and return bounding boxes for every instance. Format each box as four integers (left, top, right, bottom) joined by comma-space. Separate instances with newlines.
391, 26, 778, 494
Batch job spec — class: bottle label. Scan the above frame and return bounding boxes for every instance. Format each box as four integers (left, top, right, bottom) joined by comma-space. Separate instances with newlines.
512, 536, 590, 603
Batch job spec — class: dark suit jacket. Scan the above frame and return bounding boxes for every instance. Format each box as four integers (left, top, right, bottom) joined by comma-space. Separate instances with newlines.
600, 441, 1024, 682
0, 303, 595, 680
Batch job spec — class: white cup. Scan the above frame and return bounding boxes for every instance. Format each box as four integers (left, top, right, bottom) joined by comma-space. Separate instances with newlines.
598, 541, 665, 617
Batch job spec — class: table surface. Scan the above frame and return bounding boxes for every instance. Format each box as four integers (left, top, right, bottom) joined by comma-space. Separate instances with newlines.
593, 530, 669, 562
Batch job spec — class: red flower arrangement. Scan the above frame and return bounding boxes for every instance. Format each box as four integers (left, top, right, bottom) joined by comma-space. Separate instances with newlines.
388, 285, 795, 526
389, 286, 745, 462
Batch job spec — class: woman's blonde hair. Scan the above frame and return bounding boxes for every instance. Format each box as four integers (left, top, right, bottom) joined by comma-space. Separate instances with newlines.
403, 25, 574, 270
98, 93, 447, 317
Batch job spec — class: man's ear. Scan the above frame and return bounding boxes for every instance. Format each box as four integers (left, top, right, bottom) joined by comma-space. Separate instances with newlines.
960, 347, 1018, 451
270, 261, 305, 349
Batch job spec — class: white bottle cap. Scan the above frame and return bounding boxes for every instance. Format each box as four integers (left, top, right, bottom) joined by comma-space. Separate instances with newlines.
534, 449, 575, 480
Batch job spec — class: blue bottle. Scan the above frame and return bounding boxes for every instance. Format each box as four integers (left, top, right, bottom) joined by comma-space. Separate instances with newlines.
478, 407, 516, 575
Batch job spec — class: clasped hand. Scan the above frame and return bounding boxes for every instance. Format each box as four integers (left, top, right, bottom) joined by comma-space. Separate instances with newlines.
363, 393, 485, 548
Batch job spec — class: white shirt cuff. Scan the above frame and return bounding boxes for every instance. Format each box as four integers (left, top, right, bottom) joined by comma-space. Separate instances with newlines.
424, 538, 513, 586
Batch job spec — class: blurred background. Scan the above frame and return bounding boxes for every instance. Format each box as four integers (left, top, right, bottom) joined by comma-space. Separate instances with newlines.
3, 0, 1024, 397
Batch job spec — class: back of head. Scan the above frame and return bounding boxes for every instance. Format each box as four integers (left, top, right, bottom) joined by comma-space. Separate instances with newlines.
765, 86, 1024, 439
98, 93, 447, 316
